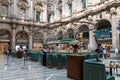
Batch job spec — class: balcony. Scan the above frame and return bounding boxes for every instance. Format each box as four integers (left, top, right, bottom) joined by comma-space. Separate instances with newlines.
0, 15, 48, 27
65, 0, 120, 21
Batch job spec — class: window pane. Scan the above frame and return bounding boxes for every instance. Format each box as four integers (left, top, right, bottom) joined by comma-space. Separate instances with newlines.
68, 4, 72, 16
36, 11, 40, 21
0, 4, 8, 16
82, 0, 86, 9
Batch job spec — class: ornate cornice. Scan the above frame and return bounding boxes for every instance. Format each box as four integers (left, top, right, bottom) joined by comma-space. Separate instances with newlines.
0, 0, 12, 5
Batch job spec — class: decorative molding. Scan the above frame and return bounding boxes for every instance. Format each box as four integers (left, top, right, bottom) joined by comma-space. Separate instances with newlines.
34, 5, 43, 11
0, 0, 12, 5
17, 0, 29, 9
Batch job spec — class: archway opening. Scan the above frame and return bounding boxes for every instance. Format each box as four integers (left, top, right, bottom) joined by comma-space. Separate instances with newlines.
95, 19, 112, 49
67, 28, 74, 38
57, 31, 63, 40
16, 31, 29, 50
0, 29, 11, 54
77, 25, 89, 50
33, 32, 43, 50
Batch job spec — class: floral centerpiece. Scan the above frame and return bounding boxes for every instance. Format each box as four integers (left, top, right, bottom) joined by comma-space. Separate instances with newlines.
69, 40, 79, 54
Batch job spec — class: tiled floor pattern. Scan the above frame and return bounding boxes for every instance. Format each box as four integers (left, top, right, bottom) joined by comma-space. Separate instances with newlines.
0, 54, 71, 80
0, 54, 120, 80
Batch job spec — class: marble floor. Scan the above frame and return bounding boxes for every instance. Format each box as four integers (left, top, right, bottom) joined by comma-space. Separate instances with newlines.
0, 54, 120, 80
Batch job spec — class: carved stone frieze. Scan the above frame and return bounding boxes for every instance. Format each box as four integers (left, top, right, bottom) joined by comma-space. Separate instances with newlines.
0, 0, 12, 5
34, 5, 43, 11
110, 7, 116, 14
18, 0, 29, 9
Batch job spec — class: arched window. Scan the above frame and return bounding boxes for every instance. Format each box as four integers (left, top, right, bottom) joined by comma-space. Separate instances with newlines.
16, 31, 28, 39
0, 29, 11, 38
0, 0, 12, 16
78, 25, 89, 39
68, 3, 72, 16
16, 31, 29, 46
18, 0, 29, 19
95, 19, 112, 44
57, 31, 63, 40
82, 0, 86, 9
67, 28, 74, 38
36, 11, 40, 21
34, 2, 43, 21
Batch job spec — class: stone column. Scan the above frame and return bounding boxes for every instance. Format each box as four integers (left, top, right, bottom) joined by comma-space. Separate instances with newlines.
110, 7, 119, 48
12, 24, 16, 50
89, 26, 97, 50
111, 14, 119, 48
29, 26, 33, 50
43, 4, 47, 22
29, 34, 33, 50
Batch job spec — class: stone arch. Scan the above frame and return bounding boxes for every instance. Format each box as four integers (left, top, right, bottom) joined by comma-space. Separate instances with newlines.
0, 29, 11, 38
75, 24, 90, 49
57, 30, 63, 40
0, 0, 12, 5
78, 24, 89, 39
57, 0, 62, 5
0, 0, 12, 16
16, 30, 28, 38
0, 29, 12, 54
33, 1, 43, 21
95, 19, 112, 46
78, 24, 89, 32
67, 28, 74, 38
18, 0, 29, 8
96, 19, 112, 30
16, 30, 29, 49
116, 6, 120, 16
33, 32, 44, 42
34, 1, 43, 11
18, 0, 29, 19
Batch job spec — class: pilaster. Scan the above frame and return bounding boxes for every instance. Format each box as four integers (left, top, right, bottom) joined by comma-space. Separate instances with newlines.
12, 24, 16, 49
28, 26, 33, 50
89, 25, 97, 50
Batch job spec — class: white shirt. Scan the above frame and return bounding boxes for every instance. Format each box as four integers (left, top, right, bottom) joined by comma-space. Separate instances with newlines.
115, 48, 118, 53
103, 49, 106, 54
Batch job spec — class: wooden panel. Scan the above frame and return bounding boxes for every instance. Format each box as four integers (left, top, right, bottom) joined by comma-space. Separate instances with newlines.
0, 42, 9, 54
67, 54, 84, 80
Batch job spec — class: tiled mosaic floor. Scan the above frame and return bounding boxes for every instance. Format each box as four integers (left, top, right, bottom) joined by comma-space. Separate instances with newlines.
0, 54, 120, 80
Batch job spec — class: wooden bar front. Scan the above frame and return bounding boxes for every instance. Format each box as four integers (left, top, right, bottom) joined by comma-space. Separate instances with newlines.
67, 54, 84, 80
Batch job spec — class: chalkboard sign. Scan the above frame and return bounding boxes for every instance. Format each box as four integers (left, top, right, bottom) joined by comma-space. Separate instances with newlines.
95, 29, 111, 37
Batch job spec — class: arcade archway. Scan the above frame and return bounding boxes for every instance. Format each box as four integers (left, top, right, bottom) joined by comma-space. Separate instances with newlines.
95, 19, 112, 48
57, 31, 63, 40
77, 25, 89, 50
33, 32, 43, 50
67, 28, 74, 38
16, 31, 29, 50
0, 29, 11, 54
